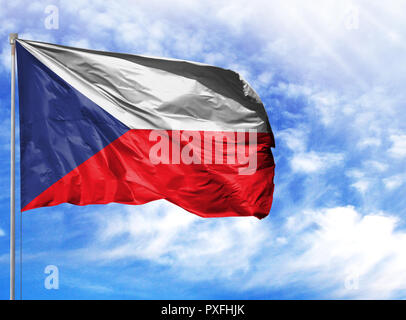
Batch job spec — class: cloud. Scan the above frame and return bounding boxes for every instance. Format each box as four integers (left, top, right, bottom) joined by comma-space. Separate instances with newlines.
291, 151, 344, 174
82, 201, 270, 280
388, 134, 406, 158
278, 128, 344, 174
383, 174, 406, 190
351, 179, 371, 194
295, 207, 406, 299
0, 228, 5, 237
246, 206, 406, 299
357, 137, 381, 149
277, 127, 308, 153
56, 203, 406, 299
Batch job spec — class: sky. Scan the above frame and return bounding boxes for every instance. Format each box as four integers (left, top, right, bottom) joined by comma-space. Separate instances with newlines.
0, 0, 406, 299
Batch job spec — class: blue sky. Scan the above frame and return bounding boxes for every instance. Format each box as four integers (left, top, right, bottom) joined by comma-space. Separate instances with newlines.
1, 0, 406, 299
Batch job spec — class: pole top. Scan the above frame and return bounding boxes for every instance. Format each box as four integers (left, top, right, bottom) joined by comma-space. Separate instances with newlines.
9, 33, 18, 45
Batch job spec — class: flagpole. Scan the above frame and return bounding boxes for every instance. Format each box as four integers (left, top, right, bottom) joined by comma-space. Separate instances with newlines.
9, 33, 18, 301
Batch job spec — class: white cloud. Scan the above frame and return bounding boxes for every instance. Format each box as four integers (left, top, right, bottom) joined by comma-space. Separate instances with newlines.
278, 128, 344, 174
388, 134, 406, 158
246, 206, 406, 299
291, 151, 344, 174
277, 127, 308, 153
0, 228, 5, 237
383, 174, 406, 190
203, 52, 226, 66
67, 203, 406, 299
357, 137, 381, 149
295, 207, 406, 298
84, 201, 270, 279
351, 179, 371, 194
65, 38, 91, 50
364, 160, 388, 172
346, 167, 377, 195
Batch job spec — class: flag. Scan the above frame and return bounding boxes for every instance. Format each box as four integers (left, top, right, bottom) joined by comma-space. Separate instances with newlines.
16, 40, 275, 219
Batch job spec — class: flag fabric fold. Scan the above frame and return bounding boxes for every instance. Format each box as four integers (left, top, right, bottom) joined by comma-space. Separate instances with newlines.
16, 39, 275, 219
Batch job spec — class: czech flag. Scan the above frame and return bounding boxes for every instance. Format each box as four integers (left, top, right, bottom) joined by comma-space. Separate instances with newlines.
16, 39, 275, 219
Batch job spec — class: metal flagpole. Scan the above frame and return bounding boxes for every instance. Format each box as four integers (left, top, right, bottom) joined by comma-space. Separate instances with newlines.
9, 33, 18, 301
